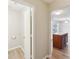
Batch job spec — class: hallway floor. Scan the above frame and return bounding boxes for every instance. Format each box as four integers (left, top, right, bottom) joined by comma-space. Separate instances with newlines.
8, 47, 69, 59
49, 48, 69, 59
8, 48, 25, 59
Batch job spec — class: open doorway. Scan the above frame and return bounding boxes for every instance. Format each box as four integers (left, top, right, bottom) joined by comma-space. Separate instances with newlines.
50, 7, 70, 59
8, 0, 34, 59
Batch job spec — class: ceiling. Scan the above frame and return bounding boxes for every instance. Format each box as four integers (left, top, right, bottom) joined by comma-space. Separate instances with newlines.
41, 0, 54, 4
8, 0, 27, 12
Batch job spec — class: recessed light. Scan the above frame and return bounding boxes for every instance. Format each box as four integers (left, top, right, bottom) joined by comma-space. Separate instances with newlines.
52, 10, 63, 15
65, 20, 68, 23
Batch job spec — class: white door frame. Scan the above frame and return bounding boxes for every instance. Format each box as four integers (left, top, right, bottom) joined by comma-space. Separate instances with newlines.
22, 5, 34, 59
24, 7, 34, 59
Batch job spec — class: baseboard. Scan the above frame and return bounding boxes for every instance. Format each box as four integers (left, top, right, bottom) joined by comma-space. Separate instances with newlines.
43, 54, 51, 59
8, 46, 24, 53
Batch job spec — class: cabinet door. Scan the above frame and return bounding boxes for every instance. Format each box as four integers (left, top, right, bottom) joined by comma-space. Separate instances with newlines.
53, 35, 62, 49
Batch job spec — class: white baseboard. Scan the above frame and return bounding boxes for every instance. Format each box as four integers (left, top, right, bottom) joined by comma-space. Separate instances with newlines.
43, 54, 51, 59
8, 46, 24, 53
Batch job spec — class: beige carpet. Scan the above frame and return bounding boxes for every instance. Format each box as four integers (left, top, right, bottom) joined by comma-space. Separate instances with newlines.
8, 48, 25, 59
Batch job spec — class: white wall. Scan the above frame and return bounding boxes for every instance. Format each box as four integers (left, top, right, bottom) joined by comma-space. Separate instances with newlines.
52, 20, 70, 34
8, 7, 24, 49
59, 21, 70, 34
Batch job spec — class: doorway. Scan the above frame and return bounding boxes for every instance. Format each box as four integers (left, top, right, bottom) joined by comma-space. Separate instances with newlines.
8, 0, 34, 59
50, 7, 70, 59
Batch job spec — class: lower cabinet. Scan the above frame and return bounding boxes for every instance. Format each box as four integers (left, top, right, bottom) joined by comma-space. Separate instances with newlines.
53, 33, 68, 49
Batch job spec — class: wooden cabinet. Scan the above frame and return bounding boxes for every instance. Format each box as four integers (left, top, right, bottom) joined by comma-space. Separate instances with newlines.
53, 33, 68, 49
